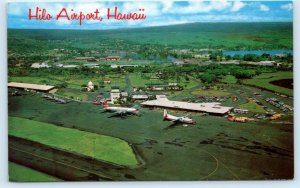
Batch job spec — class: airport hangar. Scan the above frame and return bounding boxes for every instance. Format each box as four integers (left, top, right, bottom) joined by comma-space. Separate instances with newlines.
8, 82, 56, 93
141, 95, 233, 115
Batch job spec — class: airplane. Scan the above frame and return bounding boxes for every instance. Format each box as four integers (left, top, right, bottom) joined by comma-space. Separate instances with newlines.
92, 98, 102, 105
163, 109, 196, 126
102, 100, 140, 117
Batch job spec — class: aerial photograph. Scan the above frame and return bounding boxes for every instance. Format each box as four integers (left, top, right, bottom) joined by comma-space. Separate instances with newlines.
7, 0, 293, 181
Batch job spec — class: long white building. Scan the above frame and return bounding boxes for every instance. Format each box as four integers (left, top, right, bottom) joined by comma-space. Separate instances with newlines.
141, 95, 233, 115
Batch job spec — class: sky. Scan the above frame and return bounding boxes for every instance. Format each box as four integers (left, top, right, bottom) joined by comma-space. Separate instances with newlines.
7, 0, 293, 29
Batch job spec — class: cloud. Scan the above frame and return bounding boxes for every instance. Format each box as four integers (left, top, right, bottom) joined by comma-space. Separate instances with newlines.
260, 4, 269, 12
281, 3, 293, 11
122, 2, 161, 16
161, 0, 174, 13
231, 1, 246, 12
7, 4, 23, 16
168, 0, 231, 14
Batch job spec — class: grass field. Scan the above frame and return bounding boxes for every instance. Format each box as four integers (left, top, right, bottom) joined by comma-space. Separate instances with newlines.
191, 89, 230, 96
9, 117, 139, 166
9, 162, 60, 182
221, 75, 237, 84
56, 89, 89, 101
243, 71, 293, 96
239, 100, 266, 113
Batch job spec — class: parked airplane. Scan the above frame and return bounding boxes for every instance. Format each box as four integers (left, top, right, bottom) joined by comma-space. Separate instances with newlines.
92, 98, 102, 105
163, 109, 196, 126
103, 100, 140, 117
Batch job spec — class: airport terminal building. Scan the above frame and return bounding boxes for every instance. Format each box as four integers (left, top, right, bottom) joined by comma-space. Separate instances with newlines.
142, 95, 233, 115
8, 82, 55, 93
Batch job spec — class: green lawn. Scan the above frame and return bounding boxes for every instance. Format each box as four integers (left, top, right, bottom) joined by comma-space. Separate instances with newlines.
191, 89, 230, 96
9, 117, 139, 166
243, 71, 293, 96
55, 88, 91, 101
129, 74, 151, 87
239, 100, 266, 113
9, 162, 60, 182
221, 75, 237, 84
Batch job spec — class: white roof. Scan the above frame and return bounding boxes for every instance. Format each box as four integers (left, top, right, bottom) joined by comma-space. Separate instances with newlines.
111, 89, 120, 93
132, 95, 148, 99
142, 98, 232, 114
8, 82, 55, 91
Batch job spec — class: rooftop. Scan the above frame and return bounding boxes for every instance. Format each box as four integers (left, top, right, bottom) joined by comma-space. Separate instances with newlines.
142, 96, 232, 114
8, 82, 55, 91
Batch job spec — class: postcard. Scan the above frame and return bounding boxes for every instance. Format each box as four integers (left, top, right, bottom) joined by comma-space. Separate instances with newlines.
7, 0, 293, 181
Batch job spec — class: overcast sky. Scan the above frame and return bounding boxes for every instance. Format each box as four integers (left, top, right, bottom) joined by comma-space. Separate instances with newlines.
7, 0, 293, 29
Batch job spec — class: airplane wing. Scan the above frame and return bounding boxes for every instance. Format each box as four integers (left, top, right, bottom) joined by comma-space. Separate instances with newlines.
115, 110, 127, 115
182, 113, 191, 118
170, 118, 181, 123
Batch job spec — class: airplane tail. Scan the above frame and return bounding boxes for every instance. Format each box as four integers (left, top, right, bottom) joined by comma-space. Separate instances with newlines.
163, 109, 168, 118
103, 100, 109, 108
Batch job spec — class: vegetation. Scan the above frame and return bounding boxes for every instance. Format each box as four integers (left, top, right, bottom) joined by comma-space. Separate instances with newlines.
243, 72, 293, 96
221, 75, 237, 84
9, 117, 139, 166
9, 162, 60, 182
197, 64, 272, 84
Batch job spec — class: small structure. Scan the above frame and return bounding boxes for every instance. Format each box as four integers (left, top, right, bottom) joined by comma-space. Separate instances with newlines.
8, 82, 55, 92
103, 78, 111, 84
87, 81, 94, 92
31, 63, 51, 69
106, 56, 121, 61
